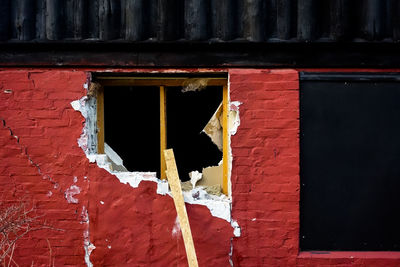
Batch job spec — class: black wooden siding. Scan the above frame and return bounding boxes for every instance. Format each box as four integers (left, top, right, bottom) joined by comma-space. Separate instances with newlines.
1, 0, 400, 43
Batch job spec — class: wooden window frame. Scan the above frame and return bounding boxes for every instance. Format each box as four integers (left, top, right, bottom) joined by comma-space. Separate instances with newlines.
95, 77, 229, 195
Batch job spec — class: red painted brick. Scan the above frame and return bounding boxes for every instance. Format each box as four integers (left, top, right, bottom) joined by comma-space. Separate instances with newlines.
0, 68, 398, 266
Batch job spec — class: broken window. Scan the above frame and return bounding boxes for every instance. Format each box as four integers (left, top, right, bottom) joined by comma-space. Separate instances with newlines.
93, 75, 229, 195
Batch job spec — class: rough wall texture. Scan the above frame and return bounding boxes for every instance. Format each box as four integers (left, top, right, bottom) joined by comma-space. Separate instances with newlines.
229, 69, 300, 266
1, 68, 400, 266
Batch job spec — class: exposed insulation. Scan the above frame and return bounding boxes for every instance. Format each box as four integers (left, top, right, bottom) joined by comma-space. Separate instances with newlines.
202, 103, 223, 151
181, 78, 210, 92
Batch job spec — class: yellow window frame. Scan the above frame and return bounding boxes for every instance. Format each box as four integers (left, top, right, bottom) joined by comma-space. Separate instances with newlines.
95, 76, 229, 195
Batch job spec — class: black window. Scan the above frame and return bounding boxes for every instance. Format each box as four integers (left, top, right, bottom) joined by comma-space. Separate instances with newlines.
300, 73, 400, 251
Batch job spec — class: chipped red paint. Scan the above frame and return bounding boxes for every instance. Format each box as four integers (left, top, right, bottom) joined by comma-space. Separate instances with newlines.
1, 68, 400, 266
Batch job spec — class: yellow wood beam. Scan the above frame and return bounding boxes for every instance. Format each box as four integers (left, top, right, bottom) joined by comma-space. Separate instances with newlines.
222, 85, 229, 195
97, 86, 105, 154
97, 78, 227, 87
160, 86, 167, 180
164, 149, 199, 267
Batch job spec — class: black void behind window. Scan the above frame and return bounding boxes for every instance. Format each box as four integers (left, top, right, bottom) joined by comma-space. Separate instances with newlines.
103, 85, 222, 181
167, 86, 222, 181
300, 73, 400, 251
104, 86, 161, 175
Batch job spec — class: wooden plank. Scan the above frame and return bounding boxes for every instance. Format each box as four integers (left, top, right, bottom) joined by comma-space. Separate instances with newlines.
97, 86, 105, 154
160, 86, 167, 180
222, 85, 229, 195
164, 149, 199, 267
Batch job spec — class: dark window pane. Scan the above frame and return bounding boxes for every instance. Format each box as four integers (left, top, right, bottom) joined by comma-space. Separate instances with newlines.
300, 76, 400, 251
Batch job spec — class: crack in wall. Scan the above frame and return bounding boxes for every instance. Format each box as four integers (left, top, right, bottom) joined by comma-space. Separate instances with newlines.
81, 206, 95, 267
0, 118, 61, 192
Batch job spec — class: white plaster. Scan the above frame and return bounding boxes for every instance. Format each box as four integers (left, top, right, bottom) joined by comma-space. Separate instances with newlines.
73, 176, 78, 183
100, 201, 104, 205
71, 99, 81, 111
181, 189, 231, 222
189, 170, 202, 188
64, 185, 81, 204
229, 101, 242, 136
251, 218, 256, 221
172, 216, 181, 237
229, 238, 234, 267
71, 92, 241, 250
82, 206, 95, 267
105, 143, 124, 166
46, 191, 53, 197
231, 220, 241, 237
108, 245, 111, 249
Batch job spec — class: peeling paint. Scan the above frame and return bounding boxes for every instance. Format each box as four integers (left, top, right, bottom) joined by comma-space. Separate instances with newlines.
231, 220, 241, 237
172, 216, 181, 237
81, 206, 95, 267
229, 101, 241, 136
64, 185, 81, 204
182, 188, 231, 222
71, 89, 242, 261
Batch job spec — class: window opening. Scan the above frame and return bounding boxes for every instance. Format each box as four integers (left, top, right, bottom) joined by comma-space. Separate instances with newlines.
95, 76, 229, 195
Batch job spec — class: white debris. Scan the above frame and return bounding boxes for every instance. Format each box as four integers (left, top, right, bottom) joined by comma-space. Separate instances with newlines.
182, 188, 231, 222
189, 170, 203, 188
105, 142, 124, 166
71, 93, 241, 252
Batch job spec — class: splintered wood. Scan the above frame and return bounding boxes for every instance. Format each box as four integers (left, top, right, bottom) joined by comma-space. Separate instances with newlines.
164, 149, 199, 267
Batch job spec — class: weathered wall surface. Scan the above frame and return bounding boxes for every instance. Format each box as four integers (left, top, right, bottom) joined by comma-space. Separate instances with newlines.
229, 69, 300, 266
0, 69, 232, 266
1, 68, 400, 266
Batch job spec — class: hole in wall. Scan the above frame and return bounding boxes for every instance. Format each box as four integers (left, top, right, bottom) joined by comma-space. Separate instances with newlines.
103, 85, 222, 182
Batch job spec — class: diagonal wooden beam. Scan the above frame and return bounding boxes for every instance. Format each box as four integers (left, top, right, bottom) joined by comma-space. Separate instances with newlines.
164, 149, 199, 267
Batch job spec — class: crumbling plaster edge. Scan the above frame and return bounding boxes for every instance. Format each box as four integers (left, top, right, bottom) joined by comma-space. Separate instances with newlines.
71, 77, 241, 265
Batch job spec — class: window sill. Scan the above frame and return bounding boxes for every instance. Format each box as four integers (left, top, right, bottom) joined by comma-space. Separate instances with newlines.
298, 251, 400, 259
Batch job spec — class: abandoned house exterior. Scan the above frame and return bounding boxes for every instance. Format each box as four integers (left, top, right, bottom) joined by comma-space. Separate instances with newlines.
1, 0, 400, 266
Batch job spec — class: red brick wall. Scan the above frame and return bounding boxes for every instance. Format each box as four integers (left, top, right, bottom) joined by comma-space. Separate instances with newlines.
229, 69, 300, 266
1, 68, 400, 266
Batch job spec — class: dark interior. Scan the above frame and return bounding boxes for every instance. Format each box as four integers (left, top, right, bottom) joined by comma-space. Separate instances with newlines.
300, 76, 400, 251
104, 86, 161, 175
104, 85, 222, 180
166, 86, 222, 181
